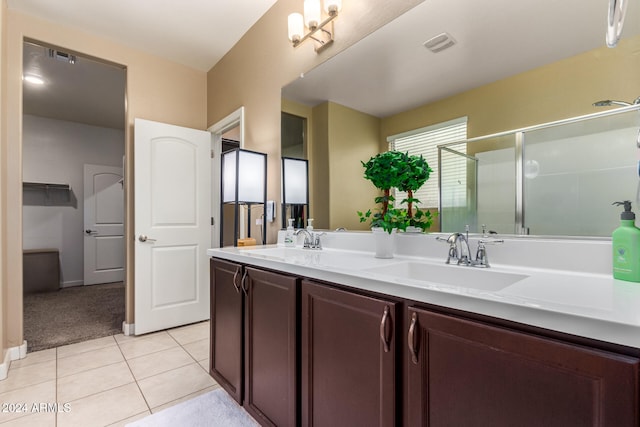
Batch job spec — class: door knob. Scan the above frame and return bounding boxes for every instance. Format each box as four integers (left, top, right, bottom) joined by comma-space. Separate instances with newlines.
85, 229, 98, 235
138, 234, 157, 243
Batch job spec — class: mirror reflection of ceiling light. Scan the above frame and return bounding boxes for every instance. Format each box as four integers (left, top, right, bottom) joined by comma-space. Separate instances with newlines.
23, 75, 45, 85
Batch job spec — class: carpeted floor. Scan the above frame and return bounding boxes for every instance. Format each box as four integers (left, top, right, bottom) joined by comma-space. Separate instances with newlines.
23, 282, 125, 352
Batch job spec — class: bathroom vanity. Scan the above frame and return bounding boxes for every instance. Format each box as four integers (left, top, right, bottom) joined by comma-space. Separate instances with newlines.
208, 232, 640, 426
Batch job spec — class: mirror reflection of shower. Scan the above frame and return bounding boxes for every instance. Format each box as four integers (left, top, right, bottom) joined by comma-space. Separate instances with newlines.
592, 97, 640, 107
593, 96, 640, 147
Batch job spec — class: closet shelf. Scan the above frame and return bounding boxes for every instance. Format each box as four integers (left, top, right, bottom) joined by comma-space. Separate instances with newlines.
23, 182, 71, 192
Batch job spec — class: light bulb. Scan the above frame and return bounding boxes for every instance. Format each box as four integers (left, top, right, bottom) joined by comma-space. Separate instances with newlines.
304, 0, 321, 29
288, 13, 304, 43
324, 0, 342, 15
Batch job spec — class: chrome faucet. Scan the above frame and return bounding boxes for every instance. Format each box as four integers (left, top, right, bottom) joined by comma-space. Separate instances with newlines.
436, 232, 472, 265
294, 229, 324, 250
436, 225, 503, 267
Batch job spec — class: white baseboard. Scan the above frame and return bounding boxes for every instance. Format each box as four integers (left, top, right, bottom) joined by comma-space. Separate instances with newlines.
0, 341, 28, 381
122, 321, 134, 336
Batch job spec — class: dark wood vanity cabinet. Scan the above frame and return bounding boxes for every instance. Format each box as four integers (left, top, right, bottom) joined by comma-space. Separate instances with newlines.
301, 280, 399, 427
209, 258, 298, 426
405, 306, 640, 427
210, 258, 243, 402
211, 257, 640, 426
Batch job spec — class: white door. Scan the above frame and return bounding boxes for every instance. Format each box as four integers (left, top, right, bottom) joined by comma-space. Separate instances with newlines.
134, 118, 212, 335
83, 164, 124, 285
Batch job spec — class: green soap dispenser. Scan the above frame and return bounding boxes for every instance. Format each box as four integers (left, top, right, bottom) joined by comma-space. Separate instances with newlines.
612, 201, 640, 282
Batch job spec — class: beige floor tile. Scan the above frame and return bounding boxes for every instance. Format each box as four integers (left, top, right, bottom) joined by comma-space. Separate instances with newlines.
198, 358, 209, 372
117, 331, 178, 360
9, 349, 56, 370
149, 384, 220, 414
113, 330, 165, 344
137, 362, 217, 409
166, 321, 210, 345
0, 380, 55, 424
57, 361, 135, 403
56, 382, 147, 427
56, 336, 117, 359
126, 346, 194, 381
105, 410, 150, 427
0, 361, 55, 394
182, 338, 209, 362
0, 410, 55, 426
57, 345, 124, 379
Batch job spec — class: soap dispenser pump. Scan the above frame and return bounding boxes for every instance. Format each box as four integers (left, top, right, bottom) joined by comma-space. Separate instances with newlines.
612, 201, 640, 282
285, 218, 295, 247
307, 218, 314, 232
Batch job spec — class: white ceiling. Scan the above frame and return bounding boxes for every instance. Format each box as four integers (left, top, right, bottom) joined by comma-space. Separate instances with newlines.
283, 0, 640, 118
9, 0, 279, 71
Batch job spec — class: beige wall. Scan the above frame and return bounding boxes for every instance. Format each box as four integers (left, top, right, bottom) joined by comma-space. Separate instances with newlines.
207, 0, 423, 242
0, 0, 7, 361
326, 102, 380, 230
1, 10, 206, 354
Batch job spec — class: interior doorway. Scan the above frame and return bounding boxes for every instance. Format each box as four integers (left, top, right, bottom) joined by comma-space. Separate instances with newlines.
21, 39, 127, 351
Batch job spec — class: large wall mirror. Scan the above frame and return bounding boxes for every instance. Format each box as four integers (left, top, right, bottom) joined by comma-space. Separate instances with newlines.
281, 0, 640, 238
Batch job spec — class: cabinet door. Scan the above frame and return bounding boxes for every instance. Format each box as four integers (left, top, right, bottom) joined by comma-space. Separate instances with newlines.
209, 258, 243, 403
244, 267, 298, 427
301, 280, 398, 427
406, 307, 640, 427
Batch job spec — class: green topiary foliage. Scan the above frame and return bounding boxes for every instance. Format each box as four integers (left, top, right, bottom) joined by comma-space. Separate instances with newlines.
361, 151, 407, 217
397, 154, 432, 219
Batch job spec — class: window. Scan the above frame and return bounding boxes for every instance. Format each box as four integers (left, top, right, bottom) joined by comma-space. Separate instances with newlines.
387, 117, 467, 209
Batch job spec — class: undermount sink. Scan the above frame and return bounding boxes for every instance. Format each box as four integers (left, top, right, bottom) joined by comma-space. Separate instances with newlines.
363, 261, 528, 292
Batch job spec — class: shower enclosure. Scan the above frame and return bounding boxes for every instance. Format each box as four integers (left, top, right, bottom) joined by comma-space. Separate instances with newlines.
438, 105, 640, 237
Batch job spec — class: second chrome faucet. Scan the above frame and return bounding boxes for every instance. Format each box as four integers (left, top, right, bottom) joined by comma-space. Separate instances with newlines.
436, 225, 503, 267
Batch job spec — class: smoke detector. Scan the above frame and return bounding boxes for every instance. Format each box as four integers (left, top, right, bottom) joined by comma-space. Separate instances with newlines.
423, 32, 456, 53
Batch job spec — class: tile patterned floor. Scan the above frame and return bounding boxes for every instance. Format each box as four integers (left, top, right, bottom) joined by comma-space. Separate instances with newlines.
0, 321, 217, 427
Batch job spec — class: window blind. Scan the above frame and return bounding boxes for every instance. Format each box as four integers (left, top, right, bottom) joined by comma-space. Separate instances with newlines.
388, 117, 467, 209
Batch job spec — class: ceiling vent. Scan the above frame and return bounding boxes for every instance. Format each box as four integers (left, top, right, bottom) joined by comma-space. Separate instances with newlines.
48, 48, 76, 64
423, 32, 456, 53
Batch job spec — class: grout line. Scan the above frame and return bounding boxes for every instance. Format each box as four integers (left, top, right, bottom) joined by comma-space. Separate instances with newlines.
116, 335, 153, 415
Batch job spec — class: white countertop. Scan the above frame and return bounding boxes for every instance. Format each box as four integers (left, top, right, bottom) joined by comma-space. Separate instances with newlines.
207, 232, 640, 349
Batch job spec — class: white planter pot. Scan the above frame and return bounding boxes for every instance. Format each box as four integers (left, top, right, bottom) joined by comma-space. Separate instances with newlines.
404, 226, 423, 233
372, 227, 397, 259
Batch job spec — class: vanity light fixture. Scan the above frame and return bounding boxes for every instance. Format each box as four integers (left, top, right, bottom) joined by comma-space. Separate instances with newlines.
288, 0, 342, 53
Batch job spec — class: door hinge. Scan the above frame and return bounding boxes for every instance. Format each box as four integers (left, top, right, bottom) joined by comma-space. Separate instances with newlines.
211, 150, 215, 159
211, 217, 215, 226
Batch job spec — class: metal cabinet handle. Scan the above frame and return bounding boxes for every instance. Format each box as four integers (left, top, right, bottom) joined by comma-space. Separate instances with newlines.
240, 270, 249, 296
138, 234, 157, 243
408, 312, 419, 365
380, 306, 391, 353
232, 267, 241, 294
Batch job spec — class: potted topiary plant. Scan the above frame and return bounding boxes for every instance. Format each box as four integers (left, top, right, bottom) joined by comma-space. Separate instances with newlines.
397, 153, 436, 232
357, 151, 408, 258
